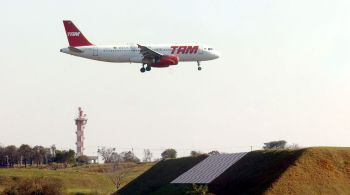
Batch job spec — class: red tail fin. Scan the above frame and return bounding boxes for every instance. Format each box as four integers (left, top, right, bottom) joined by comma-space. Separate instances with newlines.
63, 20, 93, 47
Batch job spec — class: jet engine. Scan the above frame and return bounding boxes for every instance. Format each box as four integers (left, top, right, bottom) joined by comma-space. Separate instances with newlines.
151, 56, 179, 67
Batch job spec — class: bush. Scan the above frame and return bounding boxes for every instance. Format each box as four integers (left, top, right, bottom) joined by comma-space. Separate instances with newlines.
190, 151, 203, 157
186, 184, 214, 195
2, 177, 63, 195
263, 140, 287, 150
161, 149, 177, 160
208, 150, 220, 155
77, 155, 89, 165
54, 149, 76, 163
48, 162, 70, 170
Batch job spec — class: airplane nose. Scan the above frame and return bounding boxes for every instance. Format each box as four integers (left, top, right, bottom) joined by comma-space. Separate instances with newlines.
213, 51, 220, 59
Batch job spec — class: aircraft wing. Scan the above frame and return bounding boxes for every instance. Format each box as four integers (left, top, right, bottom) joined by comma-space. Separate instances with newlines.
137, 44, 163, 58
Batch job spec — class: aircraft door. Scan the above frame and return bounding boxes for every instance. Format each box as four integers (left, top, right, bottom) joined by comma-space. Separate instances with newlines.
199, 46, 204, 54
93, 47, 98, 56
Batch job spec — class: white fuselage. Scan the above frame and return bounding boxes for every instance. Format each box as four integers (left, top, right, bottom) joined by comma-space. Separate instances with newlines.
60, 44, 220, 64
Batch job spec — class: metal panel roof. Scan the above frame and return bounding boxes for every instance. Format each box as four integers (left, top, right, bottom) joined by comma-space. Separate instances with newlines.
171, 152, 247, 184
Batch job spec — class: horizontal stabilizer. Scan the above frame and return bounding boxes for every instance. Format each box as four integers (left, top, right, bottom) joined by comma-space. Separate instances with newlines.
68, 47, 83, 53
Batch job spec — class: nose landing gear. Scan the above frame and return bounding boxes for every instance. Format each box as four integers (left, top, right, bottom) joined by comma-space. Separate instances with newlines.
197, 61, 202, 71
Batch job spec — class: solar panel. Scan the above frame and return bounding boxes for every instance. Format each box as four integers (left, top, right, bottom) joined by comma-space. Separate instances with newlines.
171, 152, 247, 184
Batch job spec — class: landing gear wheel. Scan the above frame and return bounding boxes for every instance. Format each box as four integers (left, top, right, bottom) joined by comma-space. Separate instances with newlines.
140, 67, 146, 73
197, 61, 202, 71
146, 65, 151, 71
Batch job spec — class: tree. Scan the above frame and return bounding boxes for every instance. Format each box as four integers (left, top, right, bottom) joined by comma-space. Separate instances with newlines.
44, 147, 53, 164
65, 150, 76, 164
190, 151, 203, 157
54, 150, 75, 163
0, 145, 5, 167
263, 140, 287, 150
161, 149, 177, 160
18, 144, 32, 167
32, 145, 47, 166
108, 162, 127, 190
50, 145, 56, 159
143, 149, 152, 162
208, 150, 220, 155
121, 151, 140, 163
110, 152, 123, 163
5, 145, 17, 167
97, 147, 116, 163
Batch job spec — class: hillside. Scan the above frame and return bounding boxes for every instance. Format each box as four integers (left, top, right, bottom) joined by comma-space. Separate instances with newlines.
2, 148, 349, 194
211, 147, 350, 195
0, 162, 154, 194
117, 155, 208, 195
209, 149, 304, 194
117, 147, 350, 195
265, 147, 350, 195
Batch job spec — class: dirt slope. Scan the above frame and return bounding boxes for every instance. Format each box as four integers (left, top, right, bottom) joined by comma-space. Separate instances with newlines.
265, 147, 350, 195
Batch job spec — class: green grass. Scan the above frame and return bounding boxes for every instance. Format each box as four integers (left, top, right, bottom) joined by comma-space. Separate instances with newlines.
0, 162, 154, 195
0, 167, 114, 194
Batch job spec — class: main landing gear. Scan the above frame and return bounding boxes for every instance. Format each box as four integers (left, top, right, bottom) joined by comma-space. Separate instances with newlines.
197, 61, 202, 71
140, 67, 146, 73
140, 64, 152, 73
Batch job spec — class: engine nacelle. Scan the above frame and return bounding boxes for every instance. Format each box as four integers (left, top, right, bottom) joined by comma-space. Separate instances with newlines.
142, 58, 155, 64
151, 56, 179, 67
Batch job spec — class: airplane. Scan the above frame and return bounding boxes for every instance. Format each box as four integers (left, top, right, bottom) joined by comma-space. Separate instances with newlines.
60, 20, 220, 73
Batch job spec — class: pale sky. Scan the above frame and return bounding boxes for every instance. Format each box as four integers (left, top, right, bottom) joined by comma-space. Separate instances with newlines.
1, 0, 350, 159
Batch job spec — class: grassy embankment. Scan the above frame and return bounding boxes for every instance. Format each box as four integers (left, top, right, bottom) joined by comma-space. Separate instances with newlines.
2, 147, 349, 194
118, 147, 350, 195
265, 147, 350, 195
0, 162, 154, 194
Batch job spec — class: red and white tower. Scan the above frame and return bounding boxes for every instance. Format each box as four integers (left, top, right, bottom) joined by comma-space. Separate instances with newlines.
75, 107, 87, 157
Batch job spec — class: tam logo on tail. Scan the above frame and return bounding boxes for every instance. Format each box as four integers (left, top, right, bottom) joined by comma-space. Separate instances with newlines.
63, 20, 93, 47
67, 32, 81, 37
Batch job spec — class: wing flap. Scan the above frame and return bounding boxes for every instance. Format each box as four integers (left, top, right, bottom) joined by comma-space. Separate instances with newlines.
137, 44, 163, 58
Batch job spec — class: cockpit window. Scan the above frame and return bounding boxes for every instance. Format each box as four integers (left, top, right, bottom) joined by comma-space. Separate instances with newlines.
208, 48, 214, 51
